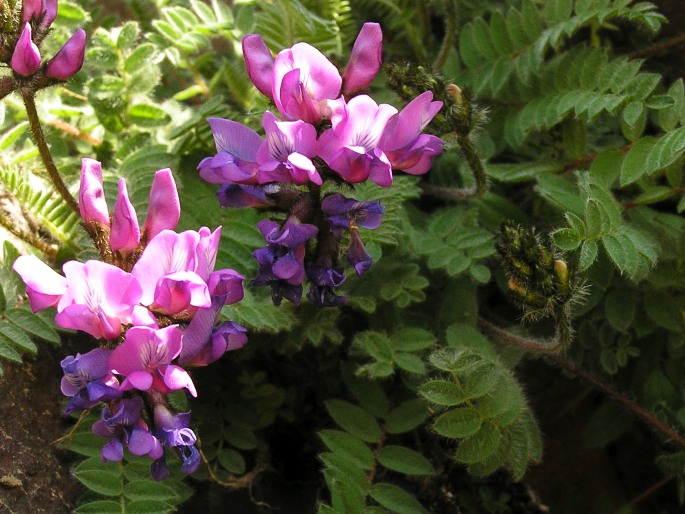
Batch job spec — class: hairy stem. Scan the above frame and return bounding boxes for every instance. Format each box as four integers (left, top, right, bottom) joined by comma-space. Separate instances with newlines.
480, 317, 685, 450
0, 209, 57, 259
22, 92, 80, 214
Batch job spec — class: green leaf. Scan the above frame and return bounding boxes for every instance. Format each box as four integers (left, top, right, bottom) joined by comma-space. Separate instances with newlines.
394, 352, 426, 375
125, 500, 174, 514
378, 446, 434, 476
552, 228, 583, 251
419, 380, 464, 407
385, 399, 430, 434
0, 122, 29, 151
5, 309, 60, 344
117, 21, 140, 49
319, 430, 374, 471
0, 320, 37, 354
455, 423, 502, 464
390, 328, 436, 352
124, 44, 159, 73
73, 459, 123, 496
127, 104, 171, 127
369, 483, 425, 514
217, 448, 246, 474
124, 480, 177, 502
433, 408, 482, 438
578, 239, 598, 270
341, 366, 390, 419
325, 400, 382, 443
0, 337, 23, 363
604, 288, 636, 332
74, 501, 121, 514
223, 424, 258, 450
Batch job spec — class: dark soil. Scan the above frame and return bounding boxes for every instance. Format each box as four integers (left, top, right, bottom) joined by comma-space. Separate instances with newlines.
0, 347, 82, 513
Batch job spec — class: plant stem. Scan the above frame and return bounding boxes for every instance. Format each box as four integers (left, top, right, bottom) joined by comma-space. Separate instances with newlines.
433, 0, 457, 71
21, 92, 80, 215
479, 317, 685, 450
478, 316, 567, 354
0, 209, 57, 260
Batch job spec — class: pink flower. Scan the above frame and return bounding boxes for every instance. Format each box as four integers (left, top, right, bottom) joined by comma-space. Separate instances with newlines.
318, 95, 397, 186
379, 91, 444, 175
242, 34, 274, 100
256, 111, 320, 185
46, 28, 86, 79
79, 158, 110, 226
11, 23, 41, 77
54, 260, 153, 340
109, 326, 197, 397
12, 254, 67, 311
342, 22, 382, 95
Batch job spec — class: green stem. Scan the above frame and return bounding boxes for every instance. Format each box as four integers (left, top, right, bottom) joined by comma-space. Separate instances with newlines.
22, 92, 80, 215
433, 0, 457, 70
478, 313, 569, 355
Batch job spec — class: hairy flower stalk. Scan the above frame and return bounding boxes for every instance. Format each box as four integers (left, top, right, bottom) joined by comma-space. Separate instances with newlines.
13, 158, 248, 479
200, 23, 444, 306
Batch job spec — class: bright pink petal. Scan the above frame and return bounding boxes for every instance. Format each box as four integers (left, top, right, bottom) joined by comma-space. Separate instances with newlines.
163, 365, 197, 397
151, 271, 211, 316
242, 34, 274, 99
342, 22, 382, 95
142, 169, 180, 240
11, 23, 41, 76
13, 255, 66, 311
120, 371, 154, 392
196, 227, 221, 280
110, 179, 140, 253
45, 28, 86, 79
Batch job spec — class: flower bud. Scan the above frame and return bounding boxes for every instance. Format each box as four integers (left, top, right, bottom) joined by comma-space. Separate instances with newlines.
46, 29, 86, 80
242, 34, 274, 99
11, 23, 41, 77
21, 0, 43, 22
110, 179, 140, 253
342, 22, 382, 95
142, 169, 180, 240
79, 158, 110, 226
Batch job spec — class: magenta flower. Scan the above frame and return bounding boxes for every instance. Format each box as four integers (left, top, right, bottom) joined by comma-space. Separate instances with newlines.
142, 169, 181, 241
79, 158, 110, 226
110, 179, 140, 253
271, 41, 342, 123
256, 111, 320, 185
12, 254, 66, 311
318, 95, 397, 186
132, 230, 212, 316
45, 28, 86, 80
11, 22, 41, 77
198, 118, 262, 185
54, 260, 152, 339
379, 91, 444, 175
342, 22, 382, 95
109, 325, 197, 397
22, 0, 57, 28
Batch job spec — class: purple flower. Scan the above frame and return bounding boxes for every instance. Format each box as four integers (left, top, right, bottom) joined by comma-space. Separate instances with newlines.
379, 91, 444, 175
60, 349, 122, 413
347, 229, 373, 276
198, 118, 262, 185
109, 325, 197, 397
110, 179, 140, 253
45, 28, 86, 80
22, 0, 57, 28
306, 264, 347, 307
59, 260, 152, 339
252, 218, 318, 305
12, 254, 66, 311
318, 95, 397, 186
79, 158, 110, 226
217, 184, 276, 209
256, 111, 320, 185
92, 397, 163, 463
152, 405, 201, 478
342, 23, 382, 95
12, 23, 41, 77
321, 194, 384, 237
271, 41, 342, 123
142, 169, 181, 241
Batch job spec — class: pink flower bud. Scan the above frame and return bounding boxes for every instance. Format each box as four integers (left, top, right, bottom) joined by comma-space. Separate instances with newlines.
242, 34, 274, 99
11, 23, 41, 77
21, 0, 43, 22
46, 29, 86, 80
79, 158, 110, 226
142, 169, 180, 240
42, 0, 58, 29
110, 179, 141, 253
342, 22, 382, 95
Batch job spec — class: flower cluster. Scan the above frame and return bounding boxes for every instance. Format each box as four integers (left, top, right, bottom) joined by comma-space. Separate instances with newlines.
2, 0, 86, 82
13, 159, 247, 479
199, 24, 443, 306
